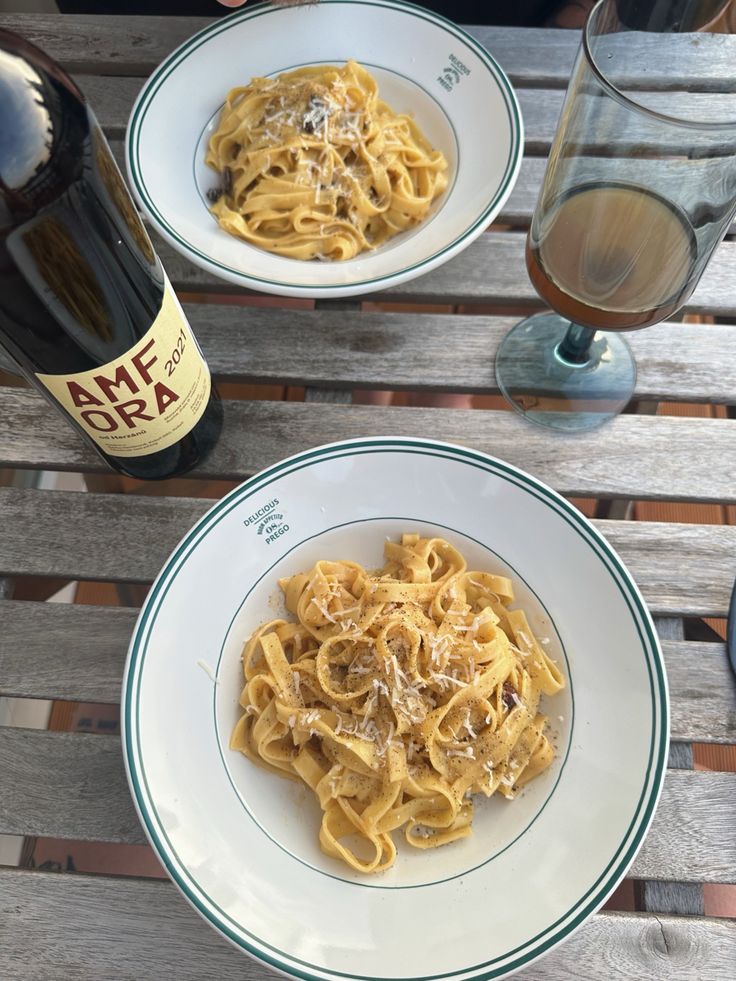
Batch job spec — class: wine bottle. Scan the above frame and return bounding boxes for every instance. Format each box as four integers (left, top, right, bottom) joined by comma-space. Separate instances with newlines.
0, 29, 223, 480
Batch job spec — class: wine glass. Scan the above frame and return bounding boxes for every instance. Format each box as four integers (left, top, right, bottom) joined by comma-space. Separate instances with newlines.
495, 0, 736, 431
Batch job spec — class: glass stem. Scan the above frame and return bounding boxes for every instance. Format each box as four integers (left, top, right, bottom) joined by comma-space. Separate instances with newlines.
556, 322, 596, 365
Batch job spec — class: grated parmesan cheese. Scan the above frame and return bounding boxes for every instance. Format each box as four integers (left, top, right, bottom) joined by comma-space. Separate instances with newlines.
310, 596, 337, 623
430, 671, 468, 689
462, 709, 477, 740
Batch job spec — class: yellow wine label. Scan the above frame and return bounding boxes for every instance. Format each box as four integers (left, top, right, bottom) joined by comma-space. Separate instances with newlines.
36, 276, 211, 458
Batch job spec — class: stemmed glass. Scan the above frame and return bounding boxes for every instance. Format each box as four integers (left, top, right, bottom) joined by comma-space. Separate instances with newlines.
495, 0, 736, 431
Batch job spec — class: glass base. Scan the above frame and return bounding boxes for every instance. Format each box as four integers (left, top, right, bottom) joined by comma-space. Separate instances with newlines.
495, 312, 637, 432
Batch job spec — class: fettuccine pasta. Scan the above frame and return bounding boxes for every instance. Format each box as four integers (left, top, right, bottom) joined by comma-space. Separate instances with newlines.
206, 60, 448, 260
231, 534, 565, 874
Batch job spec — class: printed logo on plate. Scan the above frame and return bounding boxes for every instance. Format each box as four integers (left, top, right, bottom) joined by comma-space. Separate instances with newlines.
243, 498, 290, 545
437, 53, 471, 92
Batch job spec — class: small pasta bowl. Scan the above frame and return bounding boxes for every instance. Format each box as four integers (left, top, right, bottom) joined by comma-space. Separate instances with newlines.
125, 0, 523, 297
122, 438, 668, 981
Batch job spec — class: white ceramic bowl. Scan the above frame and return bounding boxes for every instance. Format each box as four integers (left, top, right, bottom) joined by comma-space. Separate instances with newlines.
125, 0, 523, 297
121, 438, 668, 981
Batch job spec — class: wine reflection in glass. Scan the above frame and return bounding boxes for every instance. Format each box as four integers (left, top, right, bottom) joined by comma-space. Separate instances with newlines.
496, 0, 736, 431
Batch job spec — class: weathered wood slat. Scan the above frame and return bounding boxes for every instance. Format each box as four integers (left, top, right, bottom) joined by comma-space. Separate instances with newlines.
513, 90, 736, 154
115, 306, 736, 403
636, 881, 705, 918
304, 387, 353, 404
453, 25, 736, 95
7, 299, 736, 404
594, 519, 736, 618
2, 601, 732, 743
1, 868, 733, 981
4, 14, 736, 92
1, 395, 734, 503
667, 743, 694, 770
657, 611, 704, 924
0, 729, 141, 844
0, 14, 211, 76
0, 489, 734, 616
9, 300, 736, 404
85, 78, 146, 139
638, 770, 736, 884
0, 601, 137, 704
649, 638, 734, 745
0, 728, 732, 883
152, 230, 736, 311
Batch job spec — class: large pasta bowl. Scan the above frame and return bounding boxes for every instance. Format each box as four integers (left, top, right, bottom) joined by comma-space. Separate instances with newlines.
124, 0, 523, 297
121, 437, 668, 981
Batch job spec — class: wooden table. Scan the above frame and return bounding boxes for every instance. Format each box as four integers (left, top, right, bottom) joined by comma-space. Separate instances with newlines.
1, 13, 735, 980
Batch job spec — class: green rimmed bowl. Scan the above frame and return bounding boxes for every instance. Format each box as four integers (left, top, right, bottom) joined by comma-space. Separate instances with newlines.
121, 437, 668, 981
124, 0, 523, 298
